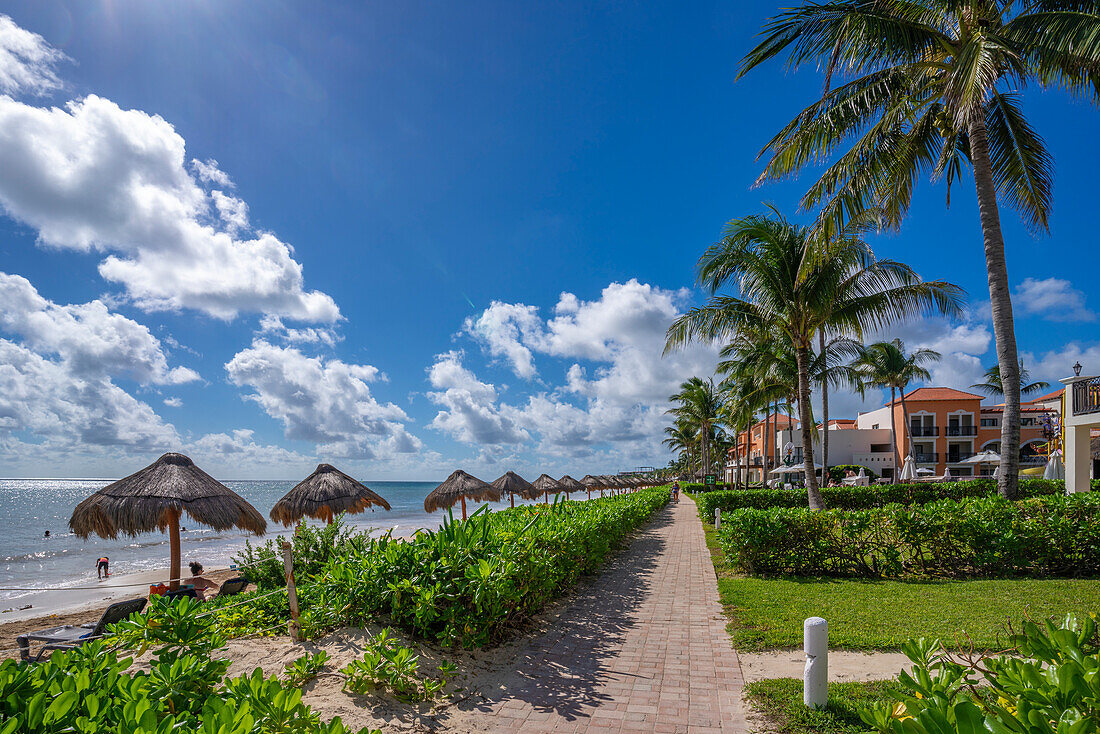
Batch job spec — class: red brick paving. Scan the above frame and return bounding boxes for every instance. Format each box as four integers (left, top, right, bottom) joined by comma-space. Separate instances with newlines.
463, 497, 745, 733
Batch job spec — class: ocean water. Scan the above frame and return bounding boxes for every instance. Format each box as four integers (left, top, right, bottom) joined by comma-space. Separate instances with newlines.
0, 478, 552, 602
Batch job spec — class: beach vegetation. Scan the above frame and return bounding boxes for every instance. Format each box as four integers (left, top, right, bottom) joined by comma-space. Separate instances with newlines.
0, 596, 377, 734
219, 489, 669, 648
340, 628, 450, 702
737, 1, 1100, 500
235, 517, 360, 589
282, 651, 329, 688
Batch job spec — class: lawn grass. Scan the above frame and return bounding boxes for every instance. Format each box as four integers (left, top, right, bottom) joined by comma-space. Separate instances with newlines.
690, 496, 1100, 652
745, 678, 897, 734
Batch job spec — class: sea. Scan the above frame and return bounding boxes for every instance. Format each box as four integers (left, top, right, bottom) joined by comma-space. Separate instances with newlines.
0, 478, 551, 605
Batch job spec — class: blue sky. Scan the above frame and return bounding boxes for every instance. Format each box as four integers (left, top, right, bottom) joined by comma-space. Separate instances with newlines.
1, 0, 1098, 479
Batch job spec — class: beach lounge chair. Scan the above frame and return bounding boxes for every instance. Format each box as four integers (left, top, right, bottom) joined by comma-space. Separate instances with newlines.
17, 597, 146, 661
212, 577, 248, 599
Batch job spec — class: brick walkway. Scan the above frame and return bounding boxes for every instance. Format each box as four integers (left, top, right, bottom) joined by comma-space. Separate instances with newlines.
462, 497, 746, 733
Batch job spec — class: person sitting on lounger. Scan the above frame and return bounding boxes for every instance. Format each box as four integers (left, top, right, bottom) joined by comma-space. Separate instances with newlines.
184, 562, 220, 601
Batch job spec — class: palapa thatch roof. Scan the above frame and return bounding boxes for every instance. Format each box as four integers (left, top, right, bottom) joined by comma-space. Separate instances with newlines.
70, 452, 267, 539
424, 470, 500, 513
491, 471, 540, 500
580, 474, 603, 488
558, 475, 585, 492
532, 474, 564, 494
270, 463, 391, 527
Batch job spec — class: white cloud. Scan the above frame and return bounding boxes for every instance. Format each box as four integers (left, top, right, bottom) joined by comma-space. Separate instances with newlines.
1027, 342, 1100, 386
0, 272, 199, 385
0, 338, 179, 450
190, 158, 234, 188
258, 314, 340, 348
186, 429, 312, 475
426, 351, 529, 445
225, 340, 420, 459
1014, 277, 1096, 322
163, 397, 183, 408
463, 303, 542, 379
0, 14, 65, 96
0, 64, 339, 320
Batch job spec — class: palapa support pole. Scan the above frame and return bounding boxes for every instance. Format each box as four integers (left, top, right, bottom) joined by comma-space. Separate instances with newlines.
168, 509, 181, 591
510, 493, 515, 508
461, 495, 467, 521
587, 489, 591, 500
281, 539, 301, 643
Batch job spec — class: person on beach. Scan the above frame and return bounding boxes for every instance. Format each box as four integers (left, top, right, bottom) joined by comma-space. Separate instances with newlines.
185, 562, 219, 601
96, 557, 109, 579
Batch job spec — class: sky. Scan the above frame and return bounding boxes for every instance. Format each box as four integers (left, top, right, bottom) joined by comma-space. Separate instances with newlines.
0, 1, 1098, 480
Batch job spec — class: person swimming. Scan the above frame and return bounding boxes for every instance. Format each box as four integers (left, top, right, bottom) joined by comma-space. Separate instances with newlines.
43, 530, 50, 538
97, 556, 110, 579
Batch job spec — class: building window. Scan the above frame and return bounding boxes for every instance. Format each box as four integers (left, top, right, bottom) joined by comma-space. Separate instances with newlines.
980, 418, 998, 427
870, 443, 891, 453
1021, 417, 1035, 426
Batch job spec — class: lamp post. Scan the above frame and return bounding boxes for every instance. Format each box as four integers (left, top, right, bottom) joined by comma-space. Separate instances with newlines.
1073, 361, 1083, 377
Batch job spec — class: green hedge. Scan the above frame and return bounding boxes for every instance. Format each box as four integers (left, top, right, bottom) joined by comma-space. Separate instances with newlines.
233, 489, 669, 648
717, 493, 1100, 578
695, 479, 1067, 518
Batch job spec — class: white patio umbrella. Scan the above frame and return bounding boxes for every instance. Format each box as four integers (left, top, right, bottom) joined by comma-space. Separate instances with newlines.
916, 467, 934, 475
1043, 450, 1064, 480
769, 464, 823, 474
942, 466, 953, 481
961, 450, 1002, 465
898, 455, 917, 481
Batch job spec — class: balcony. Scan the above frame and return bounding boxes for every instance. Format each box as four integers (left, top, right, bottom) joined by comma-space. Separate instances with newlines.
913, 453, 939, 463
945, 425, 978, 436
909, 425, 938, 437
947, 451, 976, 463
1072, 376, 1100, 416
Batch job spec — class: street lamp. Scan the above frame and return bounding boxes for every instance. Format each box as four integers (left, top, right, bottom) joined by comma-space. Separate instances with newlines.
1073, 361, 1083, 377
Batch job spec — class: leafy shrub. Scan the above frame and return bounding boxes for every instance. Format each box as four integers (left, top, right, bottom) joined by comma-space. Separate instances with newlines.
283, 651, 329, 688
234, 517, 361, 589
827, 464, 879, 482
861, 615, 1100, 734
718, 493, 1100, 577
341, 628, 450, 702
695, 478, 1066, 519
307, 489, 669, 648
0, 595, 378, 734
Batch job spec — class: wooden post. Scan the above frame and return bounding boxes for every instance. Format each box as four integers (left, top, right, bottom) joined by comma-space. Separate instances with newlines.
281, 539, 301, 643
587, 489, 591, 500
510, 493, 515, 508
168, 509, 181, 591
461, 495, 467, 520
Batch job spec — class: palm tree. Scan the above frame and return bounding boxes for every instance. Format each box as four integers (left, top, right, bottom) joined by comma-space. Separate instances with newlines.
737, 2, 1100, 499
662, 419, 699, 472
666, 209, 963, 509
667, 377, 725, 479
852, 339, 940, 473
971, 362, 1050, 398
815, 336, 865, 480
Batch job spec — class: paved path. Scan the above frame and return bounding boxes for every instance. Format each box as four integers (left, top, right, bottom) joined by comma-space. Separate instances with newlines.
458, 497, 746, 733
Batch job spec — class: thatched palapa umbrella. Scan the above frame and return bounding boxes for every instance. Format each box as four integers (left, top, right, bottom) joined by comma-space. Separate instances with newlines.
70, 452, 266, 590
558, 475, 585, 500
581, 474, 604, 498
491, 471, 539, 508
424, 470, 500, 520
270, 464, 390, 527
532, 474, 564, 504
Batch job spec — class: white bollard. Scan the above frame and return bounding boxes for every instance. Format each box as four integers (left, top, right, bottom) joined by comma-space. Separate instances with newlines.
714, 507, 721, 530
804, 617, 828, 709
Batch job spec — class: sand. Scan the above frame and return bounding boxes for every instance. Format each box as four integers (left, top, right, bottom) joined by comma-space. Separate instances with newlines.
738, 649, 912, 683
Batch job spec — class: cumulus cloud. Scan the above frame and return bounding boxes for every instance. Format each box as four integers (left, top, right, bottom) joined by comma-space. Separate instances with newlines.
0, 272, 199, 385
186, 429, 312, 474
463, 303, 542, 379
1026, 342, 1100, 386
258, 314, 340, 348
0, 14, 65, 96
0, 338, 179, 450
426, 351, 530, 445
226, 340, 420, 459
1014, 277, 1096, 322
163, 397, 183, 408
0, 21, 339, 322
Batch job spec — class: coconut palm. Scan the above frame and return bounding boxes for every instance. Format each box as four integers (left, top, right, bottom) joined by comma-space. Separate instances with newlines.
666, 208, 963, 509
815, 335, 865, 479
852, 339, 940, 471
667, 377, 725, 478
971, 362, 1050, 398
737, 1, 1100, 498
662, 419, 699, 472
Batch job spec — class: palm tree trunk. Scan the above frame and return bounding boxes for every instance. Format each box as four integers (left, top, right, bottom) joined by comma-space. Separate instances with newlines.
968, 115, 1021, 500
819, 331, 830, 484
701, 421, 710, 482
795, 343, 824, 510
764, 401, 772, 486
890, 387, 900, 481
899, 389, 914, 459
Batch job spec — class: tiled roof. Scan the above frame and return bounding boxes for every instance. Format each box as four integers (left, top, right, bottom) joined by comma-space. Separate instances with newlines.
890, 387, 984, 404
1026, 388, 1065, 403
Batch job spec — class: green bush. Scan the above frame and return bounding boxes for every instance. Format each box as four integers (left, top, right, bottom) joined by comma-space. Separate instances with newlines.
718, 493, 1100, 578
861, 615, 1100, 734
235, 517, 361, 589
827, 464, 879, 483
695, 478, 1066, 519
0, 595, 377, 734
227, 489, 669, 648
